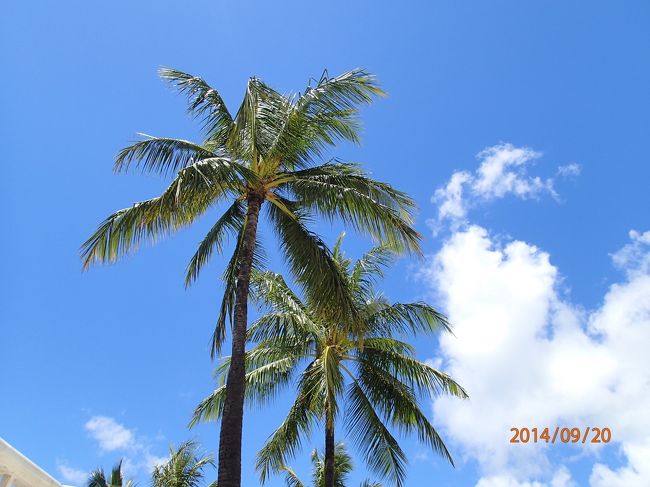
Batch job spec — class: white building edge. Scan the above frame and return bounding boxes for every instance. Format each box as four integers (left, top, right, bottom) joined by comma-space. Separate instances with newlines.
0, 438, 71, 487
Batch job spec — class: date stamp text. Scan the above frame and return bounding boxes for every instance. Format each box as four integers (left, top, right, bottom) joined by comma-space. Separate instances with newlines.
510, 427, 611, 444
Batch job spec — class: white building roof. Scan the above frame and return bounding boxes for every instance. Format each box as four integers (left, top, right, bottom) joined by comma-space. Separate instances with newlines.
0, 438, 65, 487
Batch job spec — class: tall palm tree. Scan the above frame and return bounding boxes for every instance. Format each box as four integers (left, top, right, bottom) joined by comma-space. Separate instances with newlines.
81, 68, 421, 487
191, 238, 468, 487
151, 440, 217, 487
281, 442, 381, 487
87, 460, 133, 487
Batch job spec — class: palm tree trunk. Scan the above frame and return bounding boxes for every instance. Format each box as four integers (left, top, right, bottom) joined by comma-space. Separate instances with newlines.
324, 421, 335, 487
217, 194, 263, 487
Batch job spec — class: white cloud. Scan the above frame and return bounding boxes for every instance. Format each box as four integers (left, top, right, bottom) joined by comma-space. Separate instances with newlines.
433, 170, 473, 224
57, 463, 88, 486
611, 230, 650, 276
472, 145, 545, 199
85, 416, 137, 451
144, 451, 169, 473
422, 225, 650, 486
121, 451, 168, 479
476, 466, 576, 487
590, 440, 650, 486
413, 450, 430, 463
430, 144, 577, 233
557, 164, 581, 177
82, 416, 167, 479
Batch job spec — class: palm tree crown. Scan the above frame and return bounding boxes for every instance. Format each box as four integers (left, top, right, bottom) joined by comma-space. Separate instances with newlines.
151, 440, 216, 487
87, 460, 133, 487
191, 237, 468, 487
281, 442, 381, 487
81, 68, 420, 348
81, 68, 421, 487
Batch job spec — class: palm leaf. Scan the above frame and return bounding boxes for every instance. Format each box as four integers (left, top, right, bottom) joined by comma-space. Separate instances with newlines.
266, 199, 356, 325
366, 302, 451, 337
280, 464, 305, 487
114, 135, 217, 176
159, 67, 234, 144
266, 69, 384, 170
190, 352, 301, 427
357, 361, 456, 467
359, 346, 468, 400
81, 158, 246, 270
256, 361, 324, 483
282, 162, 421, 255
87, 468, 107, 487
345, 381, 407, 487
350, 245, 395, 297
185, 200, 245, 286
151, 439, 214, 487
210, 219, 266, 356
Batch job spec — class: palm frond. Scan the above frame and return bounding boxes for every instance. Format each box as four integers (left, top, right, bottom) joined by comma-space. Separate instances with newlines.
298, 69, 385, 113
227, 77, 289, 163
345, 382, 407, 487
151, 439, 214, 487
81, 158, 246, 270
185, 200, 245, 286
210, 216, 266, 356
109, 460, 123, 486
266, 69, 384, 170
248, 270, 319, 342
280, 464, 305, 487
114, 135, 217, 176
247, 311, 319, 346
159, 67, 234, 143
359, 346, 468, 400
190, 352, 300, 427
250, 270, 307, 314
357, 361, 457, 467
310, 442, 354, 487
268, 108, 361, 170
350, 245, 395, 296
281, 162, 421, 255
366, 302, 451, 337
256, 361, 324, 483
354, 337, 415, 357
266, 199, 356, 324
87, 468, 107, 487
87, 461, 132, 487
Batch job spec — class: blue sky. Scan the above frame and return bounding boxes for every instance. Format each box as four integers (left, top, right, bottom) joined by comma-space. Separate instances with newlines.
2, 1, 649, 486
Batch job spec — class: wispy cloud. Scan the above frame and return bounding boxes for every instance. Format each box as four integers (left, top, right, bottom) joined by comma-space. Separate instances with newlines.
557, 163, 581, 177
429, 143, 579, 234
78, 416, 168, 480
612, 229, 650, 277
57, 463, 88, 486
85, 416, 137, 452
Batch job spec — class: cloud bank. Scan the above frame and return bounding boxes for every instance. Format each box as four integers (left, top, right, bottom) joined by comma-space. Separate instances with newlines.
424, 147, 649, 486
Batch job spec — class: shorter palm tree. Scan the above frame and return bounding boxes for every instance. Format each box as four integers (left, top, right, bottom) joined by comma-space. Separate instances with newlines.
87, 460, 133, 487
191, 237, 468, 487
281, 442, 381, 487
151, 440, 216, 487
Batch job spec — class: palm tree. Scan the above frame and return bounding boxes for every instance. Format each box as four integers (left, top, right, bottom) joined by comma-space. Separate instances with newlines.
81, 68, 421, 487
151, 440, 217, 487
281, 442, 381, 487
87, 460, 133, 487
191, 238, 468, 487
